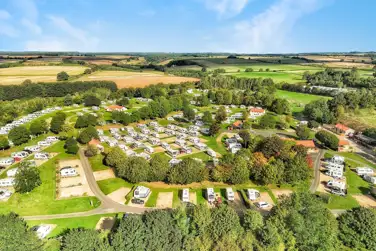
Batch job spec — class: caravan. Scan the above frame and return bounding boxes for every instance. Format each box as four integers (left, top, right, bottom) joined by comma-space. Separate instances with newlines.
355, 167, 374, 176
206, 188, 215, 203
134, 186, 151, 199
0, 178, 15, 187
181, 188, 190, 203
60, 167, 78, 177
24, 145, 41, 152
226, 188, 235, 201
0, 158, 15, 166
34, 152, 50, 160
246, 189, 260, 201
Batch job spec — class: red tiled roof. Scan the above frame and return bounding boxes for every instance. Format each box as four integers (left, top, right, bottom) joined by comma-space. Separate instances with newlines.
339, 139, 350, 146
250, 108, 265, 113
233, 120, 242, 127
107, 105, 124, 110
89, 139, 100, 145
296, 140, 315, 148
336, 123, 350, 132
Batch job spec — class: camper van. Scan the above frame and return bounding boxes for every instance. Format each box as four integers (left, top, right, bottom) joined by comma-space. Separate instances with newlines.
182, 188, 190, 203
134, 186, 151, 199
60, 167, 78, 177
206, 188, 215, 203
0, 158, 15, 166
363, 175, 376, 184
327, 180, 346, 190
226, 188, 235, 201
207, 148, 216, 158
0, 178, 15, 187
144, 146, 154, 154
246, 189, 260, 201
34, 152, 49, 160
0, 189, 12, 200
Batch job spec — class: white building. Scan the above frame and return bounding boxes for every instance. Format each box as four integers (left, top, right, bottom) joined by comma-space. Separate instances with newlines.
60, 167, 77, 177
249, 107, 265, 119
134, 186, 150, 199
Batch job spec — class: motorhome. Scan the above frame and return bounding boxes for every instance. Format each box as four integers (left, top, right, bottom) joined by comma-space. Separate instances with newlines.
182, 188, 190, 202
45, 136, 59, 142
194, 142, 207, 151
175, 139, 186, 147
363, 175, 376, 184
246, 189, 260, 201
161, 142, 170, 149
327, 179, 346, 191
226, 188, 235, 201
134, 186, 151, 199
60, 167, 78, 177
206, 188, 215, 203
180, 146, 192, 154
144, 146, 154, 154
0, 189, 12, 200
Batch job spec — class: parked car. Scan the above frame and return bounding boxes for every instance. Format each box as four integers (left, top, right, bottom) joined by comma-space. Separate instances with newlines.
330, 188, 346, 196
131, 198, 144, 205
256, 201, 270, 209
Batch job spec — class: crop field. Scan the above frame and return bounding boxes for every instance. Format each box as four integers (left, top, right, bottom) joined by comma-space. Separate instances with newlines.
0, 66, 88, 85
78, 70, 199, 88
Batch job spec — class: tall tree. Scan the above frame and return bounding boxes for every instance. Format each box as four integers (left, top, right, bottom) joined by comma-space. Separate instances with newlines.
8, 126, 30, 145
14, 162, 41, 193
61, 229, 111, 251
0, 213, 43, 251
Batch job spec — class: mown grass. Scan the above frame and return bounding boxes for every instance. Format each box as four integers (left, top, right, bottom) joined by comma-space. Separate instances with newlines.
326, 194, 359, 209
88, 154, 109, 172
27, 213, 116, 238
0, 142, 100, 216
97, 178, 133, 195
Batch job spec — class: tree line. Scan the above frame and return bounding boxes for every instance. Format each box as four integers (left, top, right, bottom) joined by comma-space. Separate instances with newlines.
0, 81, 117, 101
102, 133, 310, 186
303, 67, 376, 88
2, 193, 375, 251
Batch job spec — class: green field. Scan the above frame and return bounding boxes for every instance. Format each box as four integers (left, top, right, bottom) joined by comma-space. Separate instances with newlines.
0, 142, 100, 216
276, 90, 331, 113
97, 178, 133, 195
27, 214, 117, 238
88, 154, 109, 172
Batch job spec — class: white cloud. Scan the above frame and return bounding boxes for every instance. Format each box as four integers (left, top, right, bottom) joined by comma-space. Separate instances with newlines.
139, 10, 156, 17
214, 0, 328, 53
203, 0, 250, 17
25, 15, 100, 51
21, 18, 42, 34
14, 0, 38, 20
0, 10, 11, 20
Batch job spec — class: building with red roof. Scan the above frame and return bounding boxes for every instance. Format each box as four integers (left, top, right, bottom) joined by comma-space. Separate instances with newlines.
335, 123, 354, 136
106, 105, 126, 112
249, 107, 265, 119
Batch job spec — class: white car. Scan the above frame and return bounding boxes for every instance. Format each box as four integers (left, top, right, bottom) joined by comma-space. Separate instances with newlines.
256, 201, 270, 209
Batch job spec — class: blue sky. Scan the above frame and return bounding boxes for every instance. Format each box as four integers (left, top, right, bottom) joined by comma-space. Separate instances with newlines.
0, 0, 374, 53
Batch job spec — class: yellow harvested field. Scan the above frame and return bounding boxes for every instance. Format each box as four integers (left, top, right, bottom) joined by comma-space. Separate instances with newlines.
79, 70, 199, 88
0, 66, 88, 76
0, 75, 57, 85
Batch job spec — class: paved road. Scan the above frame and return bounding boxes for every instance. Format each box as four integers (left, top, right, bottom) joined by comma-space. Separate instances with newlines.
309, 149, 325, 193
24, 149, 152, 221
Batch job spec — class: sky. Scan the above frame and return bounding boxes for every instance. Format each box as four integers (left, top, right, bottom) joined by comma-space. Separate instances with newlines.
0, 0, 374, 53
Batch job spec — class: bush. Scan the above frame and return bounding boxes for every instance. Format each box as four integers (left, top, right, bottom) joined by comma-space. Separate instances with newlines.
57, 71, 69, 81
315, 130, 339, 150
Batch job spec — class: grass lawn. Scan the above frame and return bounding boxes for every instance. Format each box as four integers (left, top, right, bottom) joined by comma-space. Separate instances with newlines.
230, 71, 302, 83
276, 90, 331, 113
326, 194, 359, 209
27, 213, 116, 238
0, 143, 100, 216
88, 154, 109, 172
202, 134, 227, 155
345, 169, 371, 194
342, 108, 376, 131
180, 152, 211, 161
97, 178, 133, 195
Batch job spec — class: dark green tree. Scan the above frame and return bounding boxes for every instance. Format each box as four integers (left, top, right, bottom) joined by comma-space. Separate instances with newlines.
105, 146, 127, 168
315, 130, 339, 150
215, 106, 227, 123
14, 162, 41, 193
61, 229, 111, 251
57, 71, 69, 81
209, 122, 220, 136
84, 95, 101, 107
8, 126, 30, 145
118, 157, 149, 183
0, 213, 43, 251
167, 158, 206, 184
29, 120, 48, 136
202, 111, 213, 125
296, 125, 311, 140
77, 126, 98, 144
111, 214, 146, 251
149, 154, 169, 182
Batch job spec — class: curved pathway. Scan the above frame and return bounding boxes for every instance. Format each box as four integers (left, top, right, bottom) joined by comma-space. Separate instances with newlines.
24, 149, 153, 220
309, 149, 325, 193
